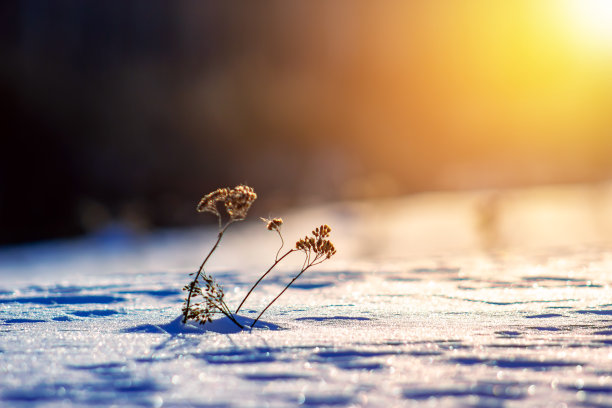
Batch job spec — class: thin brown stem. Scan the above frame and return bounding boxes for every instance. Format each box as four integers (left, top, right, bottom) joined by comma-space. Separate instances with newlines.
251, 262, 313, 328
215, 303, 244, 329
275, 230, 284, 261
300, 250, 309, 272
235, 249, 296, 314
310, 254, 327, 267
182, 220, 233, 323
227, 315, 245, 329
218, 298, 236, 321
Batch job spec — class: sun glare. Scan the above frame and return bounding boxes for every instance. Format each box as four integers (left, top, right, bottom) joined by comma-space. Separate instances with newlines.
563, 0, 612, 52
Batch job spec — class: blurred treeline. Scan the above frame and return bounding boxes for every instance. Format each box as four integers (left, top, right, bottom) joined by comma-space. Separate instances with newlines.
2, 1, 612, 244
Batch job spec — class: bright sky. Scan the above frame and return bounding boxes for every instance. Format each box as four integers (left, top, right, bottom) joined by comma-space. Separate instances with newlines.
560, 0, 612, 54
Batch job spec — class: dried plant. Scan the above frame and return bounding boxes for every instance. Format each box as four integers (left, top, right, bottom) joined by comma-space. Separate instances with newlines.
182, 272, 243, 328
182, 185, 257, 325
234, 217, 290, 315
182, 185, 337, 330
250, 224, 336, 328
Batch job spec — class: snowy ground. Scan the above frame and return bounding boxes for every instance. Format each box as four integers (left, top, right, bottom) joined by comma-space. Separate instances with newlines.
3, 184, 612, 407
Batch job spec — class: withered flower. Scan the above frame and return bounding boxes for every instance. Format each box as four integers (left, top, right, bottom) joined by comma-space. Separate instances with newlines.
196, 188, 229, 216
225, 185, 257, 220
295, 224, 336, 259
182, 273, 239, 326
250, 223, 337, 328
261, 217, 283, 232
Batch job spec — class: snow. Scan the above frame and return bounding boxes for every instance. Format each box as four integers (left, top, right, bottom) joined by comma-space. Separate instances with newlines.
2, 184, 612, 407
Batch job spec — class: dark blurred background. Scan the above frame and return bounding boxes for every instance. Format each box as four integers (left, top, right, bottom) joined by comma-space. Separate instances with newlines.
2, 1, 612, 244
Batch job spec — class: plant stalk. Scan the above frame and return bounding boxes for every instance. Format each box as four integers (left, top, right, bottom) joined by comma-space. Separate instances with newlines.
219, 307, 245, 329
250, 263, 313, 328
182, 221, 232, 324
235, 249, 295, 314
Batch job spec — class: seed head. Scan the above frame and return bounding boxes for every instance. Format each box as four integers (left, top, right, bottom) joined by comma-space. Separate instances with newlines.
182, 273, 227, 325
312, 224, 331, 238
295, 224, 336, 259
197, 188, 229, 216
261, 217, 283, 232
225, 185, 257, 220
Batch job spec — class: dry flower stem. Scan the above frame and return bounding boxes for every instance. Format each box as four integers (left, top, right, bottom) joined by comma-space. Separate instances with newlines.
183, 185, 257, 327
182, 221, 233, 324
251, 225, 336, 328
214, 297, 244, 329
235, 248, 296, 314
250, 263, 314, 329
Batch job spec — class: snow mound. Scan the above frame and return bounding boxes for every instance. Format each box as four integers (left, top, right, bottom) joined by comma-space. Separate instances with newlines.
123, 315, 283, 334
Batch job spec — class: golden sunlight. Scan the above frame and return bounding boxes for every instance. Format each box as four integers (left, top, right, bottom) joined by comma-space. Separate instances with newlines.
561, 0, 612, 53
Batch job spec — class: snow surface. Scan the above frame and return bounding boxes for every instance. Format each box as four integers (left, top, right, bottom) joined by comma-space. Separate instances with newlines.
3, 184, 612, 407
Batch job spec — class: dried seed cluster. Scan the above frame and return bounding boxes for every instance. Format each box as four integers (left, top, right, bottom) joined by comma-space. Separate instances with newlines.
262, 217, 283, 232
295, 224, 337, 259
225, 185, 257, 220
182, 274, 227, 324
196, 185, 257, 221
196, 188, 229, 216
